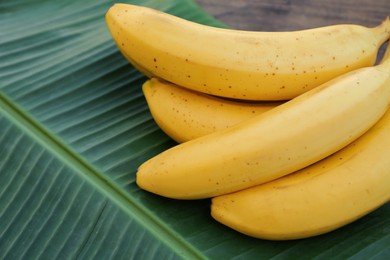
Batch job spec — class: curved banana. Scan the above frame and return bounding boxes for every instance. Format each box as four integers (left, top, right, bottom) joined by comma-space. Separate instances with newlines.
211, 104, 390, 240
136, 46, 390, 200
105, 4, 390, 100
143, 78, 283, 143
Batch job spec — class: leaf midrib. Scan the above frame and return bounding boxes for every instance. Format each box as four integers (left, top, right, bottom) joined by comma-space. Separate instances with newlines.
0, 91, 208, 260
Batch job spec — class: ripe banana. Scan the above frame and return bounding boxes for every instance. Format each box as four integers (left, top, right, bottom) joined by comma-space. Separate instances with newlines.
136, 45, 390, 200
143, 78, 283, 143
211, 102, 390, 240
105, 4, 390, 100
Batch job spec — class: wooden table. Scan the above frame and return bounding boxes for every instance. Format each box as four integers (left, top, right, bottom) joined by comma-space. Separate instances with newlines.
196, 0, 390, 30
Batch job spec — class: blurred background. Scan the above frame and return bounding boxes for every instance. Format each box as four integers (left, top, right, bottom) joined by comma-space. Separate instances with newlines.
196, 0, 389, 30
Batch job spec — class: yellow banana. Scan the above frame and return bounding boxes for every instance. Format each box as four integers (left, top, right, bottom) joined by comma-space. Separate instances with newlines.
136, 45, 390, 200
143, 78, 283, 143
105, 4, 390, 100
211, 103, 390, 240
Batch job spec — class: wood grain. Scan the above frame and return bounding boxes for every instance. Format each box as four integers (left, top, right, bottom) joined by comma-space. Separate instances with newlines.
195, 0, 390, 31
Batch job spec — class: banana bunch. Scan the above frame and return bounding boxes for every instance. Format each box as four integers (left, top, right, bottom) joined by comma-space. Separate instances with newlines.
105, 3, 390, 240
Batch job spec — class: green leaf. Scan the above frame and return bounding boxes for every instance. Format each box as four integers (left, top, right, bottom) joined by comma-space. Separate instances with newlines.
1, 0, 389, 259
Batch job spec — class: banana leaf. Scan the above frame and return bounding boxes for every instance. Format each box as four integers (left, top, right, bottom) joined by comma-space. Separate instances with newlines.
1, 0, 389, 259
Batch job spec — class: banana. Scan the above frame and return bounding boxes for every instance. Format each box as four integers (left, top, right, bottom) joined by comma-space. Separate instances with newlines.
143, 78, 283, 143
136, 44, 390, 200
105, 4, 390, 100
210, 102, 390, 240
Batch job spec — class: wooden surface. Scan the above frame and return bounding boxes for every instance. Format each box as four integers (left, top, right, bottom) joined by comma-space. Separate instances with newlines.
195, 0, 390, 31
